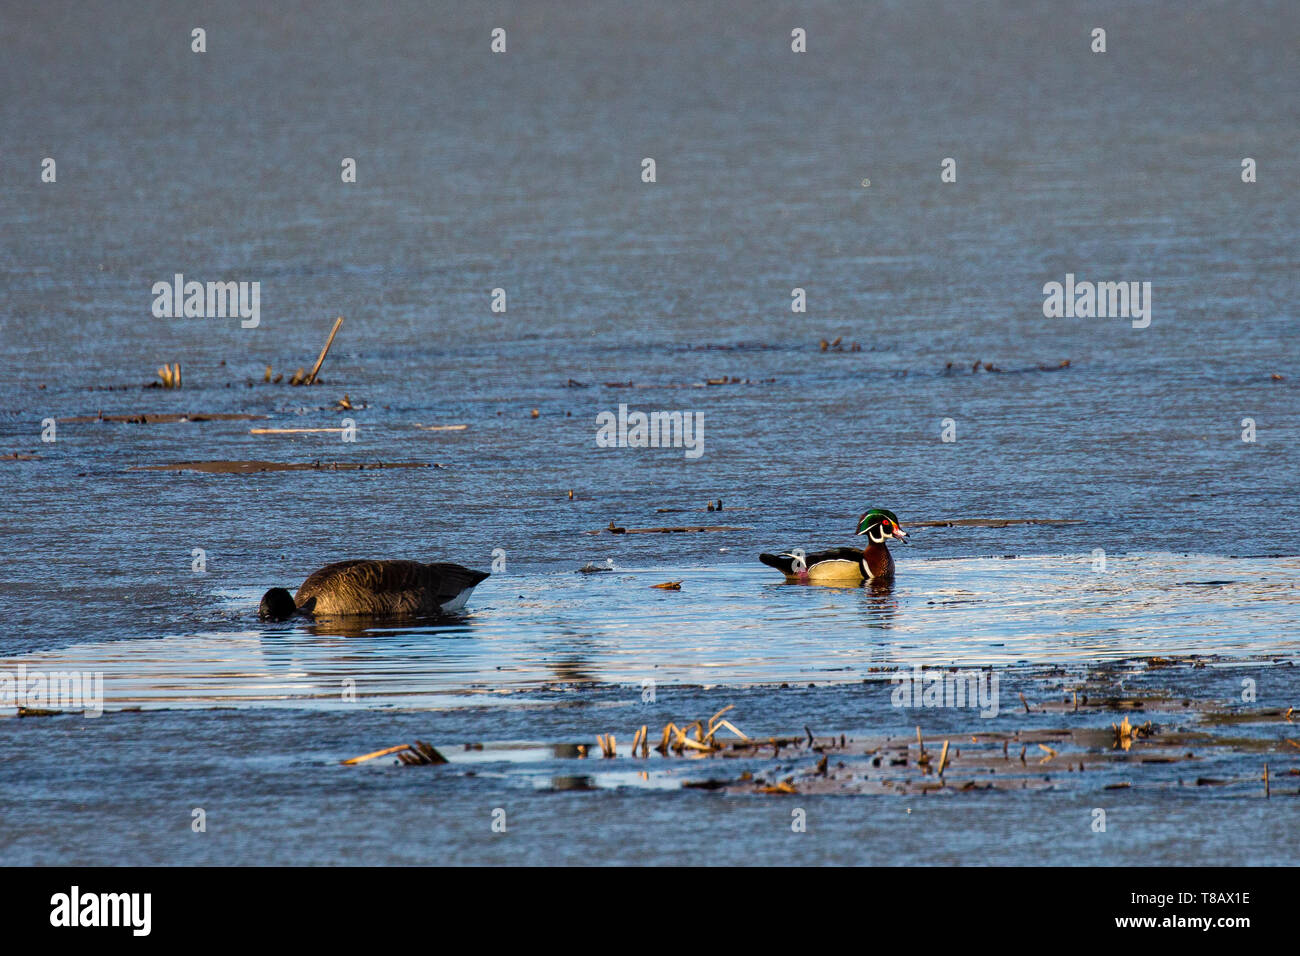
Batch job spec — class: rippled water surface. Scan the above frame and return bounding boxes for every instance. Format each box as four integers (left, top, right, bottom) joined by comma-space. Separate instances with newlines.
0, 0, 1297, 865
4, 555, 1299, 709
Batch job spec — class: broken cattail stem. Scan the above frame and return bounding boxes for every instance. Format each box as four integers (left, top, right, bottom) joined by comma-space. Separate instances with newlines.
305, 316, 344, 385
707, 704, 734, 733
713, 719, 748, 741
341, 743, 412, 765
678, 721, 702, 747
409, 740, 447, 764
937, 739, 951, 776
658, 724, 676, 754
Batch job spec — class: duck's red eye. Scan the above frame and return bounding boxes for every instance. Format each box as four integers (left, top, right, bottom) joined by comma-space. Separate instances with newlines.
882, 520, 892, 530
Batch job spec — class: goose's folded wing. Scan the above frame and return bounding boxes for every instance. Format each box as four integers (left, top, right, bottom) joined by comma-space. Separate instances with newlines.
294, 559, 488, 616
422, 562, 491, 601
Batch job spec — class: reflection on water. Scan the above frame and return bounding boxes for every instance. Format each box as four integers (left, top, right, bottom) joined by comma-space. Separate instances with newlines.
3, 554, 1298, 711
301, 615, 479, 640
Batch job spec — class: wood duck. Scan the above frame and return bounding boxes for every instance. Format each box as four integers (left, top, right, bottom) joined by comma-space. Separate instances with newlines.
759, 508, 909, 583
259, 559, 489, 621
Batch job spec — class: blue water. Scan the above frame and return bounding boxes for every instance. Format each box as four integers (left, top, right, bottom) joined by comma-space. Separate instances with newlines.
0, 0, 1297, 865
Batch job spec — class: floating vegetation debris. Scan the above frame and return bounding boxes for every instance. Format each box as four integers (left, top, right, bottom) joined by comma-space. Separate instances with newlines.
250, 427, 349, 435
1113, 715, 1154, 751
818, 337, 861, 352
341, 740, 447, 766
260, 316, 343, 387
585, 706, 754, 762
131, 460, 437, 474
397, 741, 449, 766
60, 413, 266, 425
594, 522, 749, 535
156, 362, 182, 388
331, 669, 1299, 798
656, 502, 751, 514
599, 377, 776, 388
942, 359, 1070, 374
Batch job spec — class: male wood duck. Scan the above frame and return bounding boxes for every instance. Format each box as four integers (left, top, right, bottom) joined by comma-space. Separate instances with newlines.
759, 508, 909, 583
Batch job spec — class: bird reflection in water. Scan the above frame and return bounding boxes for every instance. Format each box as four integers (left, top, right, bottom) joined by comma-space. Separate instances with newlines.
766, 577, 899, 628
860, 578, 899, 626
302, 614, 477, 639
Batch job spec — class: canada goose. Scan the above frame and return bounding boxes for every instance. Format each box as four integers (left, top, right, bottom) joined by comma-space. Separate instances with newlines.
259, 559, 489, 621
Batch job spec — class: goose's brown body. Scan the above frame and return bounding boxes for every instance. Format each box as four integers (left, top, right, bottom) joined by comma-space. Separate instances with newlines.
293, 560, 489, 617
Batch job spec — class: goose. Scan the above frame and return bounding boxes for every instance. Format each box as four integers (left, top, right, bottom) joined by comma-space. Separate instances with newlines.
759, 508, 909, 583
258, 559, 489, 621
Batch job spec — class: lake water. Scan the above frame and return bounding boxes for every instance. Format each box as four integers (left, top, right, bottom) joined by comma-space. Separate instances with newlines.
0, 0, 1297, 865
4, 556, 1300, 711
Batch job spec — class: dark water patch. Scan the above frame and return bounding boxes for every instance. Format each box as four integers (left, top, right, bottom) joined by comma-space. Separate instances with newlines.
130, 459, 438, 474
910, 518, 1085, 528
58, 412, 266, 423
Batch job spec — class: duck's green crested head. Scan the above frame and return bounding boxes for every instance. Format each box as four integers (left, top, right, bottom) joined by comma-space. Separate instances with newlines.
856, 508, 908, 544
